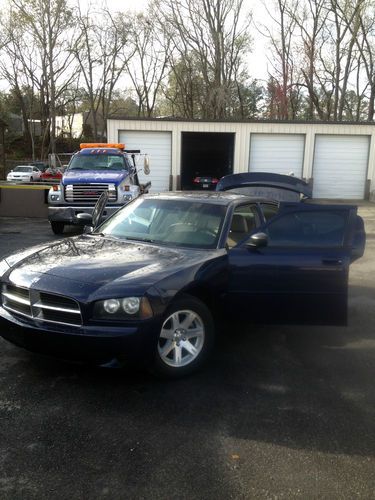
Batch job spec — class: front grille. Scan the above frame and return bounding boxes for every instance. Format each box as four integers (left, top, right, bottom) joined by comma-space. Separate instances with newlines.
64, 184, 117, 203
1, 284, 82, 327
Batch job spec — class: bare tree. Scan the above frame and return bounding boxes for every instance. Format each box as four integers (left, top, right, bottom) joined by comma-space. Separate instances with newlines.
72, 5, 134, 139
154, 0, 251, 119
260, 0, 301, 119
286, 0, 327, 119
8, 0, 76, 155
123, 12, 170, 117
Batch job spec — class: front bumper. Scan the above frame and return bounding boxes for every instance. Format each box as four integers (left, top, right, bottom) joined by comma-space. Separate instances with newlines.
0, 305, 160, 364
48, 205, 123, 225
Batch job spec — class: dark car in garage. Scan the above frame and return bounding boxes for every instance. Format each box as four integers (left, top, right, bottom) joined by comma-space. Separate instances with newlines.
193, 174, 220, 190
0, 174, 366, 377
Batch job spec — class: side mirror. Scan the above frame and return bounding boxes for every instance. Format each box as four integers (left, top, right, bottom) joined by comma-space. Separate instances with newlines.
246, 232, 268, 248
83, 225, 94, 234
92, 190, 109, 228
144, 155, 150, 175
76, 213, 93, 224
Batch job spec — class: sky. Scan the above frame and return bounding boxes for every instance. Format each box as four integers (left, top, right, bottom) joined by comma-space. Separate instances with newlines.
0, 0, 270, 89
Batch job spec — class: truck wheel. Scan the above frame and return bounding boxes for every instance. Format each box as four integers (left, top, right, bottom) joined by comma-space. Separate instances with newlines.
51, 221, 65, 235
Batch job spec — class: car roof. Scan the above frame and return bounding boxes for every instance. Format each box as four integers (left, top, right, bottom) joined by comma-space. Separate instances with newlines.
142, 191, 277, 206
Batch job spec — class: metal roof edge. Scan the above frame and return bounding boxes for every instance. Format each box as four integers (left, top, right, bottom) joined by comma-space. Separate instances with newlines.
107, 116, 375, 126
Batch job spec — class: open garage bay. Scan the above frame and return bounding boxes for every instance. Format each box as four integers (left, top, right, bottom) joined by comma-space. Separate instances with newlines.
181, 132, 234, 190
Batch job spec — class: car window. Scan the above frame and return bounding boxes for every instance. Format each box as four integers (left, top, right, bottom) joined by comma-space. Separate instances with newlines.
14, 166, 32, 172
99, 198, 227, 249
226, 204, 258, 249
265, 210, 347, 247
260, 203, 279, 221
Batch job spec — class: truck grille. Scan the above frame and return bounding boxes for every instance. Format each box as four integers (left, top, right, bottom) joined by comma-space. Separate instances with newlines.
1, 284, 82, 327
64, 184, 117, 203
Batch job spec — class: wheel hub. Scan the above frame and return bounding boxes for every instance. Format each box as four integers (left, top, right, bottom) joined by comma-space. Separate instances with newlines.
173, 328, 187, 344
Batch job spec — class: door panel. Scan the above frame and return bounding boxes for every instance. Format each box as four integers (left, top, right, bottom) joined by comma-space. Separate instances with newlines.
226, 206, 354, 325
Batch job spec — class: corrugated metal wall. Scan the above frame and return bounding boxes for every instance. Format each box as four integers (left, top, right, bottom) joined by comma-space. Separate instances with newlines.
107, 119, 375, 198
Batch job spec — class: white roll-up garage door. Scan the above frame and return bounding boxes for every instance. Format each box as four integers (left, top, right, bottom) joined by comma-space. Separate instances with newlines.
119, 131, 172, 193
249, 134, 305, 177
313, 135, 369, 199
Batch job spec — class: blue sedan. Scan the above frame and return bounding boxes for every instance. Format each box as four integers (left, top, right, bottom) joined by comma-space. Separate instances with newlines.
0, 174, 366, 377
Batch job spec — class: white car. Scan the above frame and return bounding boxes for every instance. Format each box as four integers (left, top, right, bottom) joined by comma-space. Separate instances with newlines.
6, 165, 42, 182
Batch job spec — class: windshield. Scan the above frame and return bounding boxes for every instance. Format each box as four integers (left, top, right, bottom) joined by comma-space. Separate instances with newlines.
14, 166, 32, 172
69, 154, 126, 171
98, 198, 226, 249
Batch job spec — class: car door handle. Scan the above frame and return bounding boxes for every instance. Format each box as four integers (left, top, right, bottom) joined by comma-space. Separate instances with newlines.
322, 258, 342, 265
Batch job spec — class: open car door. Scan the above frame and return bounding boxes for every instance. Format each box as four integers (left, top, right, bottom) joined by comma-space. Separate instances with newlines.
225, 202, 365, 326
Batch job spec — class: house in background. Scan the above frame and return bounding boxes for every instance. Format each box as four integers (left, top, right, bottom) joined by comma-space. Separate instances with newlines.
55, 111, 106, 139
6, 113, 41, 137
0, 117, 6, 167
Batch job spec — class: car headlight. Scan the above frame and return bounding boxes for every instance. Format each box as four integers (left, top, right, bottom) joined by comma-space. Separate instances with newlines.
93, 296, 153, 320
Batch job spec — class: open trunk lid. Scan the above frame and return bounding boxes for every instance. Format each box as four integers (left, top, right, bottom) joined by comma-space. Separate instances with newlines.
216, 172, 312, 202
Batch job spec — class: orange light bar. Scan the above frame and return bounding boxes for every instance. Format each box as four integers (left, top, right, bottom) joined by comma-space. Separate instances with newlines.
80, 143, 125, 150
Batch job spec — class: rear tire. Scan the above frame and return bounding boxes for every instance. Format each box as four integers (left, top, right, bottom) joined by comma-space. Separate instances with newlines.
51, 221, 65, 235
151, 295, 215, 378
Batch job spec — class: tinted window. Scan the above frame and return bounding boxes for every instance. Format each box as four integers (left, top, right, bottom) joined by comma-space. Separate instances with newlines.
260, 203, 279, 221
265, 210, 347, 247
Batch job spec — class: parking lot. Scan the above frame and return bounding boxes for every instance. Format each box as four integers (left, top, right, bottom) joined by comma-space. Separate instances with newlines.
0, 206, 374, 499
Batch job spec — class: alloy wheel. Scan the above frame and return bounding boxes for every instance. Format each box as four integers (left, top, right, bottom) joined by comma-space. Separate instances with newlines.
157, 309, 205, 368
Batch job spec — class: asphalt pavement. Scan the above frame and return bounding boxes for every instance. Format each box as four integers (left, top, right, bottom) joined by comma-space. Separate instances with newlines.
0, 208, 374, 499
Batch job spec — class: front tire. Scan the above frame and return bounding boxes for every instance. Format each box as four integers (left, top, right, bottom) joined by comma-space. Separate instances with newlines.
51, 221, 65, 235
152, 295, 214, 378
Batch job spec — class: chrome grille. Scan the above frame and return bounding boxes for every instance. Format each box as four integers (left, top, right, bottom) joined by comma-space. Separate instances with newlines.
1, 284, 82, 327
64, 184, 117, 203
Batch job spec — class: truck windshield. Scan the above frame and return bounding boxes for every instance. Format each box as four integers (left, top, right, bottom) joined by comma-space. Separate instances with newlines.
69, 154, 126, 171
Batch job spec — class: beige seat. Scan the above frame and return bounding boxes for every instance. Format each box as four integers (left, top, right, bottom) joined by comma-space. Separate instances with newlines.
227, 214, 249, 248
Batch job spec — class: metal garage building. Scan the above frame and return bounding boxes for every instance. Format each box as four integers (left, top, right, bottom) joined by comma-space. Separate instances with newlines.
107, 119, 375, 200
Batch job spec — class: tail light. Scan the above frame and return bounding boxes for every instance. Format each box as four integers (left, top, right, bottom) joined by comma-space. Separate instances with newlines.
212, 178, 219, 184
193, 177, 200, 184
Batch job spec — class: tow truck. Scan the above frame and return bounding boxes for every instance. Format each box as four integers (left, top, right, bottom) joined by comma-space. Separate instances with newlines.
47, 143, 150, 234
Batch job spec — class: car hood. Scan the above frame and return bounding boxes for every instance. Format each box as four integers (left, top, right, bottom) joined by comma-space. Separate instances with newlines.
216, 172, 312, 201
62, 170, 128, 185
4, 236, 217, 295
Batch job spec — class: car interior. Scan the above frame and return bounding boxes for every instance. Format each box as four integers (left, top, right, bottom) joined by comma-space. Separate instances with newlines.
226, 206, 258, 248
